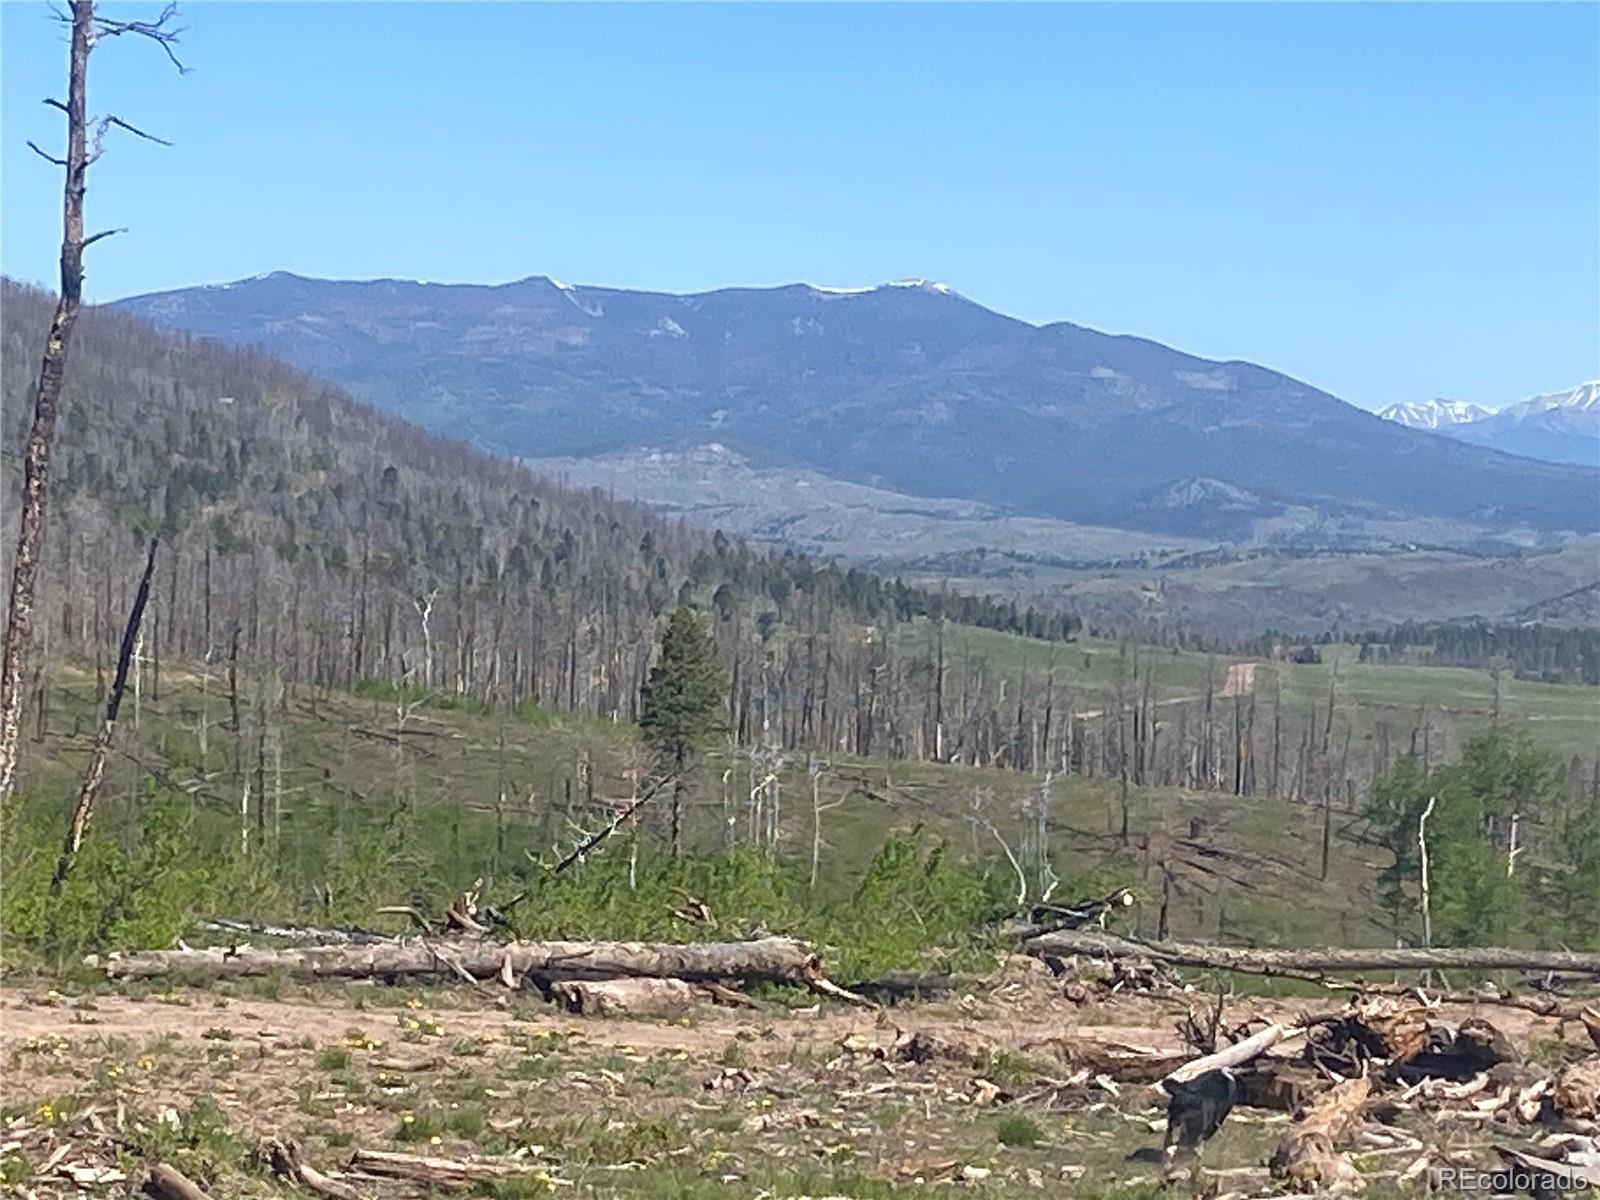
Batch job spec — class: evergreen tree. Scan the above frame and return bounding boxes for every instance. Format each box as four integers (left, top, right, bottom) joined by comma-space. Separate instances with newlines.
640, 606, 727, 858
1366, 729, 1565, 947
1553, 793, 1600, 947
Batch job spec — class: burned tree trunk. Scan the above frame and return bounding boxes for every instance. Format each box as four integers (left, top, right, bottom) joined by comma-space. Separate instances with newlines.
50, 538, 158, 893
0, 2, 94, 804
0, 0, 178, 804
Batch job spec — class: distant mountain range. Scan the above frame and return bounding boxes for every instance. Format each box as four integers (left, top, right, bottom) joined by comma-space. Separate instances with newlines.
1378, 383, 1599, 467
116, 272, 1599, 544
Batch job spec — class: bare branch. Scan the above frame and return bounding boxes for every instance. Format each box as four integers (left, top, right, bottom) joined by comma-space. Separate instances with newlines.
104, 114, 172, 146
92, 3, 188, 73
25, 141, 68, 168
83, 228, 126, 250
43, 97, 69, 115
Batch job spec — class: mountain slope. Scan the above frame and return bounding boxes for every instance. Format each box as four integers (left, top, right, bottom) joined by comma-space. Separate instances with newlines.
116, 273, 1600, 541
1, 277, 1067, 745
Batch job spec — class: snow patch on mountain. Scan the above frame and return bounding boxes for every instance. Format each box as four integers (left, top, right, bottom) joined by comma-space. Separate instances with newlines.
1377, 398, 1489, 429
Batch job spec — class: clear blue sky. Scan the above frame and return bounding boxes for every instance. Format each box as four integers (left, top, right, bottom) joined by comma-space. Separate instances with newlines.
3, 2, 1596, 411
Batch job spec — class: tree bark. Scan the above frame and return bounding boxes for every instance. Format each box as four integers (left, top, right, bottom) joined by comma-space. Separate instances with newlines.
91, 934, 824, 985
1269, 1074, 1372, 1191
50, 538, 157, 893
0, 0, 93, 804
1026, 929, 1600, 977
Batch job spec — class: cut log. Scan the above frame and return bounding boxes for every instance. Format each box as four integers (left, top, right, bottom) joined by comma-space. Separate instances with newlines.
265, 1139, 363, 1200
91, 935, 820, 986
1027, 930, 1600, 978
1056, 1040, 1192, 1084
346, 1148, 540, 1187
146, 1164, 215, 1200
1269, 1074, 1374, 1192
1163, 1022, 1287, 1087
549, 977, 698, 1017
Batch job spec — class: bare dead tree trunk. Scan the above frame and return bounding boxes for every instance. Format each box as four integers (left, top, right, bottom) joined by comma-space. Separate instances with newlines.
0, 4, 94, 805
51, 538, 157, 893
0, 0, 179, 805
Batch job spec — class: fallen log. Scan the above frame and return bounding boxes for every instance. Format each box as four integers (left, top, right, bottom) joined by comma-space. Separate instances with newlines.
1163, 1022, 1288, 1088
1270, 1073, 1374, 1192
368, 1054, 445, 1073
1047, 1036, 1191, 1084
90, 935, 820, 986
1027, 930, 1600, 978
346, 1149, 539, 1187
847, 970, 972, 1004
146, 1164, 214, 1200
265, 1139, 363, 1200
203, 918, 390, 946
549, 977, 698, 1017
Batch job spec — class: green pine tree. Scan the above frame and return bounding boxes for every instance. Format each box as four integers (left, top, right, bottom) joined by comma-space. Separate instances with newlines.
640, 607, 727, 858
1366, 728, 1564, 947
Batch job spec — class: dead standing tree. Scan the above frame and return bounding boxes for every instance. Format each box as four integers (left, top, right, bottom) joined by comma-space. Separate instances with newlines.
0, 0, 182, 804
51, 538, 158, 892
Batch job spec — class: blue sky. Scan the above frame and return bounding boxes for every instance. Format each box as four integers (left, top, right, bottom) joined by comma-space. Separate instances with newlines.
2, 2, 1596, 411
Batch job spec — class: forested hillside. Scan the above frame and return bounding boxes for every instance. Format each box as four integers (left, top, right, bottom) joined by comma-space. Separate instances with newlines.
2, 279, 1083, 774
9, 279, 1598, 806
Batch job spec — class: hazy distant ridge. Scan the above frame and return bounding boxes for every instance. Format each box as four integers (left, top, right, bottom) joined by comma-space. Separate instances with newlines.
117, 272, 1600, 541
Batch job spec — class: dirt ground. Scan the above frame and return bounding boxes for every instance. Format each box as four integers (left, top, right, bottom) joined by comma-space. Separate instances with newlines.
0, 970, 1592, 1199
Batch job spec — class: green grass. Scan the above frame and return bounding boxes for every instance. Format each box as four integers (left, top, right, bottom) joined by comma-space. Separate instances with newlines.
6, 641, 1593, 972
897, 621, 1598, 761
994, 1114, 1042, 1148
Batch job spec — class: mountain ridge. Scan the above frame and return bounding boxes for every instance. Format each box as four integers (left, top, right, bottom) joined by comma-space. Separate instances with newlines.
114, 272, 1600, 542
1379, 382, 1598, 466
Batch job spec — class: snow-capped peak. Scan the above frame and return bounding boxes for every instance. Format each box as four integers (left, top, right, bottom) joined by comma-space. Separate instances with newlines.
1377, 398, 1489, 429
1502, 380, 1600, 417
806, 278, 957, 298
